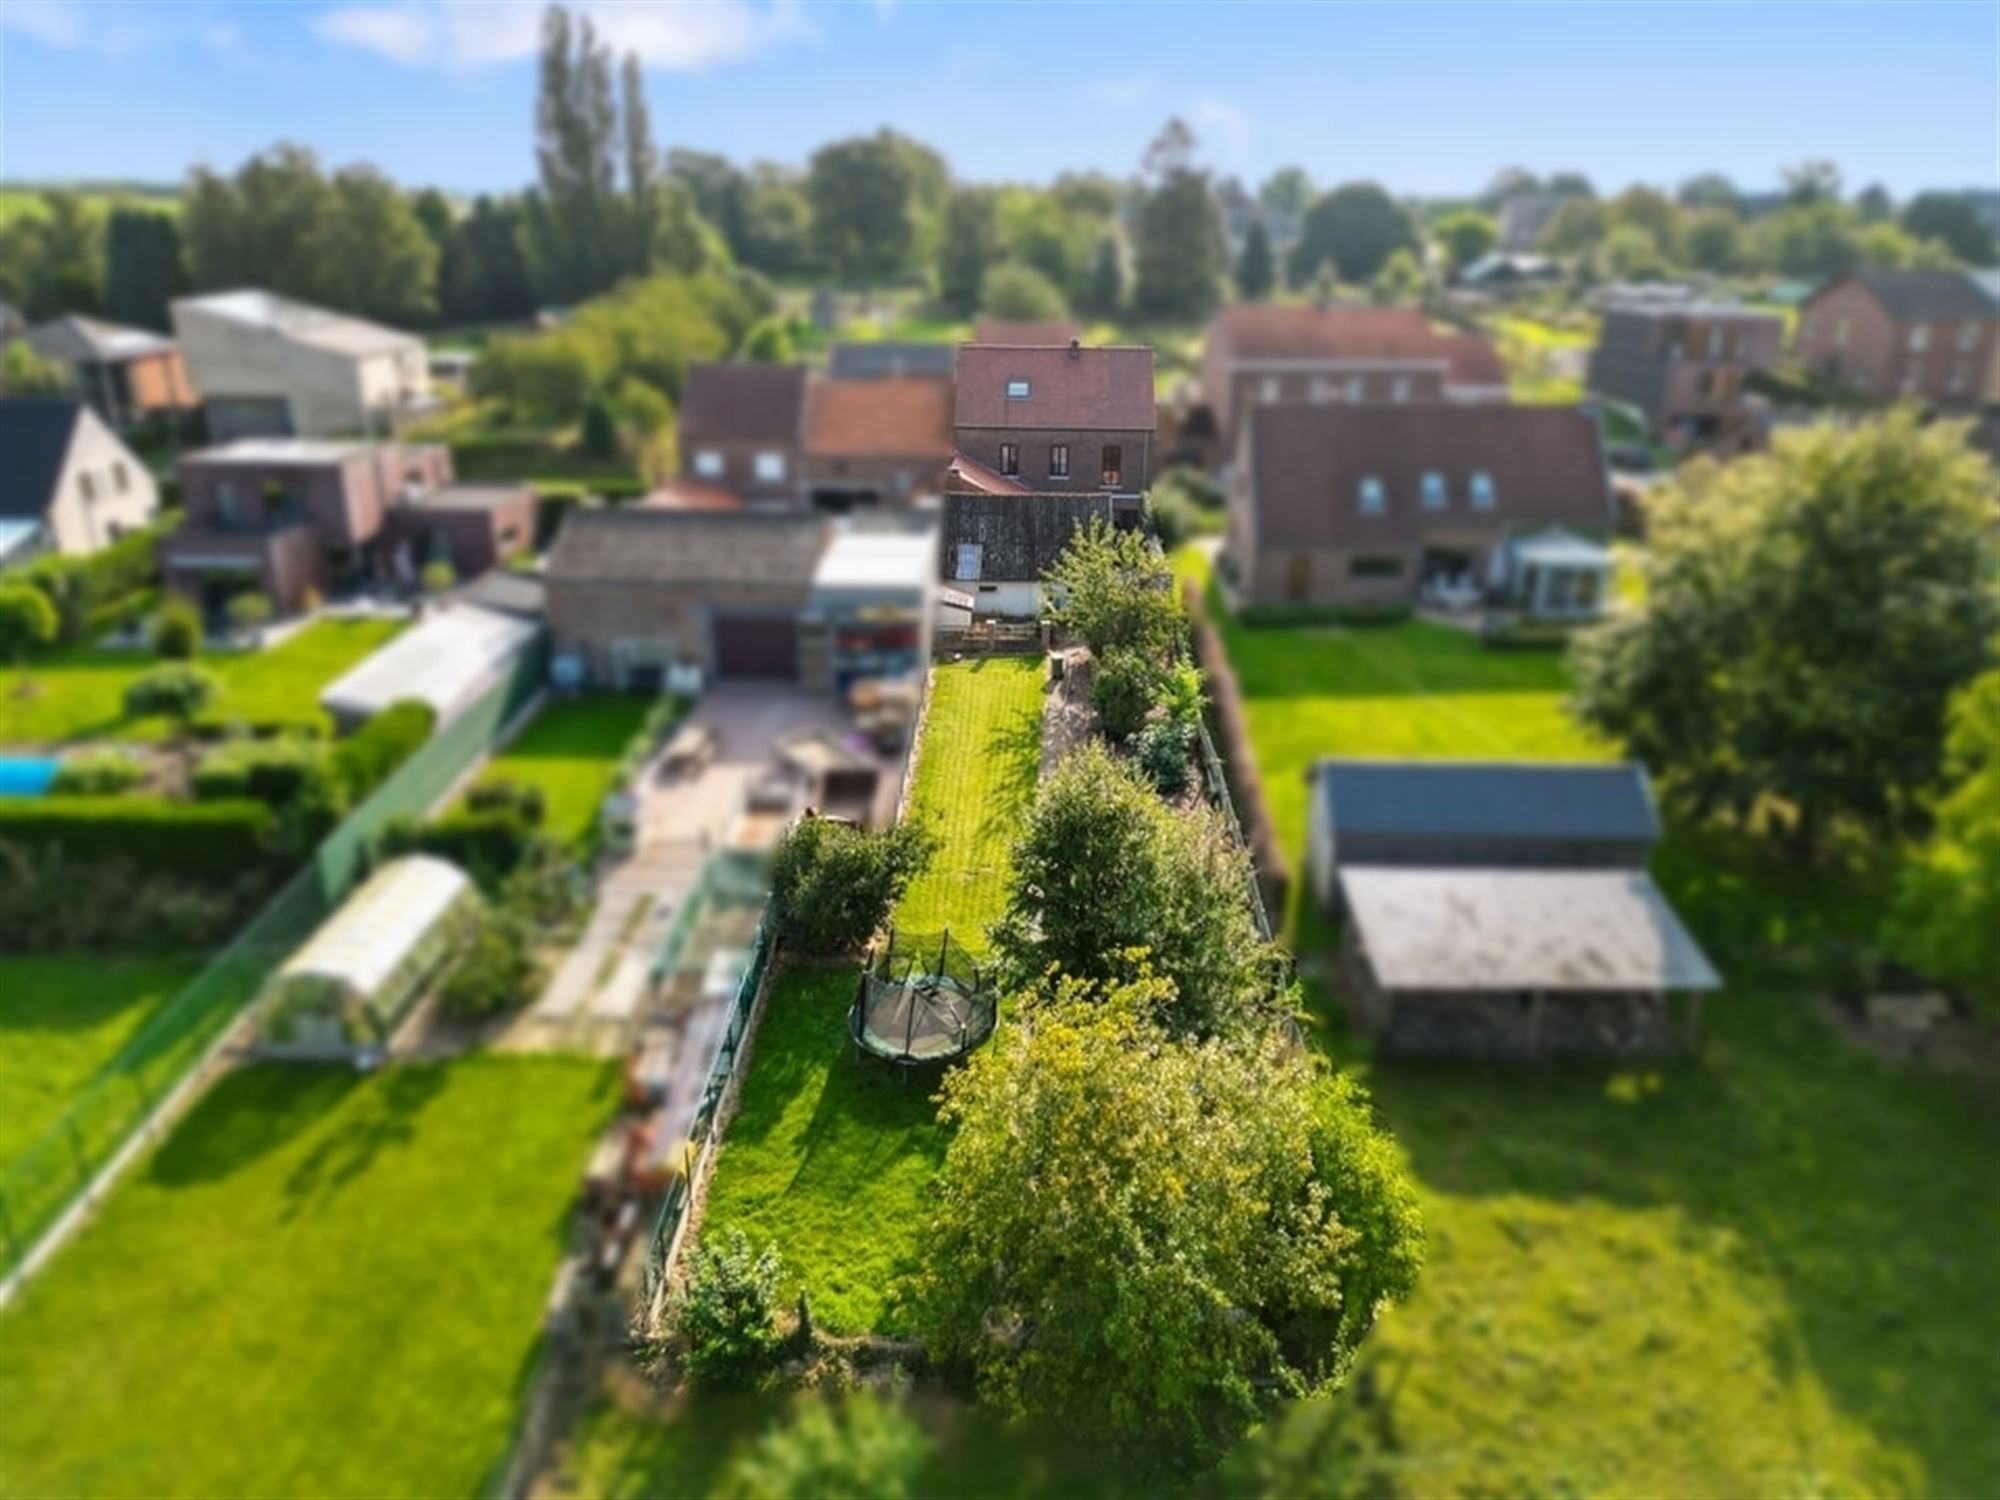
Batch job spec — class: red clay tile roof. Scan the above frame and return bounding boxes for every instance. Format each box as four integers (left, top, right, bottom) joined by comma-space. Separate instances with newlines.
945, 449, 1031, 495
806, 376, 955, 457
639, 477, 744, 511
954, 344, 1157, 432
679, 362, 809, 443
1212, 305, 1506, 388
1249, 404, 1610, 549
972, 319, 1080, 347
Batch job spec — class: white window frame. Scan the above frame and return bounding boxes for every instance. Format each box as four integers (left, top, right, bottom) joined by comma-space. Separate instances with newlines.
753, 451, 786, 483
1357, 476, 1385, 515
1006, 378, 1031, 399
1470, 472, 1496, 511
1309, 376, 1333, 403
1260, 376, 1281, 403
1345, 375, 1365, 402
1421, 472, 1447, 510
693, 450, 724, 479
954, 543, 983, 582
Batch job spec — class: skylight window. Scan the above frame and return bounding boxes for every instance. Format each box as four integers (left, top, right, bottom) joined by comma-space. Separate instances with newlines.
1358, 477, 1386, 515
1006, 378, 1031, 399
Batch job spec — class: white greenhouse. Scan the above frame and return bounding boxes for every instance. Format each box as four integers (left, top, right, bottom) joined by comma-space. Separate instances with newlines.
258, 855, 478, 1057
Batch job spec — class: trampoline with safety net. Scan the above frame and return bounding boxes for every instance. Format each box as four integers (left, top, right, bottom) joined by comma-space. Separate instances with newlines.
849, 927, 996, 1067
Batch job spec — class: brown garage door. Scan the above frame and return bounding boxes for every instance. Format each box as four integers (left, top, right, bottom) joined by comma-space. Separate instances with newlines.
712, 613, 798, 679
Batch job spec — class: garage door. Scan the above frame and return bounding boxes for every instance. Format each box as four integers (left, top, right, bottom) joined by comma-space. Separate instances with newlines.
712, 613, 798, 679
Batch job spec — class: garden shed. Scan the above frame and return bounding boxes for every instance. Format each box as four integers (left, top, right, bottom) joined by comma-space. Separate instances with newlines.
1337, 866, 1720, 1057
257, 854, 476, 1059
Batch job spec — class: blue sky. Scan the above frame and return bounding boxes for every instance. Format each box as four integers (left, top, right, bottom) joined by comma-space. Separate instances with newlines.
2, 2, 1995, 197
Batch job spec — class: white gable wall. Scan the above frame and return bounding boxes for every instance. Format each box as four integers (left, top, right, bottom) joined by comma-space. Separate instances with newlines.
43, 406, 160, 555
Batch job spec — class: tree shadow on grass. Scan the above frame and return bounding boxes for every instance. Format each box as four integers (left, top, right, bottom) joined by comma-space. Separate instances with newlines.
145, 1065, 362, 1188
274, 1062, 451, 1215
980, 696, 1043, 846
1361, 992, 1998, 1496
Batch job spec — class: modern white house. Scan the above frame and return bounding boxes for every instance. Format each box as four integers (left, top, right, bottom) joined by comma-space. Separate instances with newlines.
170, 289, 433, 441
0, 397, 161, 564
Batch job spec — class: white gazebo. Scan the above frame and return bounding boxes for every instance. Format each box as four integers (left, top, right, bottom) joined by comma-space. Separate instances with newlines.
1504, 529, 1613, 620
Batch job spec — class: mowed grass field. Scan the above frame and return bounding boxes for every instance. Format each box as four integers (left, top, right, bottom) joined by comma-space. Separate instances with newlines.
890, 657, 1044, 950
696, 969, 950, 1335
1202, 557, 2000, 1496
0, 954, 203, 1177
0, 1054, 617, 1499
0, 618, 405, 744
696, 658, 1044, 1336
467, 695, 653, 848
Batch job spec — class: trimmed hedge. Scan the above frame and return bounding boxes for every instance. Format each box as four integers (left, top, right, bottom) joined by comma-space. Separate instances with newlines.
0, 797, 274, 879
380, 808, 537, 889
15, 511, 180, 646
330, 700, 437, 803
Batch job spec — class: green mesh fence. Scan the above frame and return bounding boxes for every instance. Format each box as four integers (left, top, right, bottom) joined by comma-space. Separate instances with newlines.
0, 638, 549, 1272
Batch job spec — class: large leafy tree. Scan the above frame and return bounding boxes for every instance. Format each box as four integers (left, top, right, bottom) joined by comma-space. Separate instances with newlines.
1572, 410, 1997, 851
439, 196, 538, 325
910, 972, 1423, 1472
1289, 182, 1418, 286
993, 741, 1283, 1038
1899, 192, 1994, 266
937, 186, 1001, 313
103, 210, 188, 330
979, 261, 1069, 323
1234, 218, 1276, 300
717, 1393, 933, 1500
1432, 209, 1496, 273
1133, 178, 1226, 321
1756, 200, 1863, 279
313, 165, 440, 326
808, 131, 921, 284
1537, 196, 1608, 256
1043, 515, 1180, 659
1882, 664, 2000, 1018
526, 3, 622, 302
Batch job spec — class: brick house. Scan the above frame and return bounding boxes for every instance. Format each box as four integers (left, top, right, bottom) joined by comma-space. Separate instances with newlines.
953, 342, 1156, 496
678, 362, 810, 508
1200, 304, 1509, 453
1586, 303, 1785, 441
1226, 404, 1612, 610
1795, 269, 1999, 408
161, 438, 454, 616
383, 484, 535, 580
803, 376, 955, 511
25, 316, 197, 430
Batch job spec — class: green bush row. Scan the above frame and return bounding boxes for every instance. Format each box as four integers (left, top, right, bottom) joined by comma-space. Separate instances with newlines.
331, 701, 438, 804
0, 797, 274, 879
380, 808, 539, 890
12, 511, 180, 646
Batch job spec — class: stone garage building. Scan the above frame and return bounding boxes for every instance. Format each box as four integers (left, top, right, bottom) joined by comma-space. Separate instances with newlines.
1307, 759, 1720, 1058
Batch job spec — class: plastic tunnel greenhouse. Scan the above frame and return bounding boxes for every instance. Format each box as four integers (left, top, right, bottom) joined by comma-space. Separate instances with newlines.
257, 855, 478, 1056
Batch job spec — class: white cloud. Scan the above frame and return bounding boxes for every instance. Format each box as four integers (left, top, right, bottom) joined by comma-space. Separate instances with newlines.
312, 0, 811, 72
1191, 95, 1249, 136
0, 1, 256, 62
1, 0, 90, 48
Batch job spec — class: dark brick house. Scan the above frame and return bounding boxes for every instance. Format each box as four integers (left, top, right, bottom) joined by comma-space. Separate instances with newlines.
1200, 304, 1509, 452
953, 342, 1156, 496
1795, 269, 1999, 408
1586, 303, 1784, 441
937, 491, 1131, 618
162, 438, 453, 616
678, 362, 810, 508
1226, 404, 1612, 610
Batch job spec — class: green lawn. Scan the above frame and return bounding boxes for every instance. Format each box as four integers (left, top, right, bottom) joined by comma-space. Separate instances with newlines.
469, 695, 652, 848
1214, 606, 1610, 861
698, 969, 949, 1336
0, 954, 203, 1178
892, 657, 1045, 950
0, 618, 405, 745
695, 658, 1044, 1337
0, 1054, 616, 1499
1203, 565, 2000, 1496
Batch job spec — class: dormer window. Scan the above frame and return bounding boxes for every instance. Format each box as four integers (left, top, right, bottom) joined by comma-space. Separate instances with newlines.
1006, 378, 1031, 399
1470, 471, 1496, 510
1358, 476, 1385, 515
1421, 472, 1447, 510
693, 450, 724, 479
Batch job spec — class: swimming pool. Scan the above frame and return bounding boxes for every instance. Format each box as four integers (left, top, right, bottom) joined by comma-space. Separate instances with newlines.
0, 756, 61, 797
